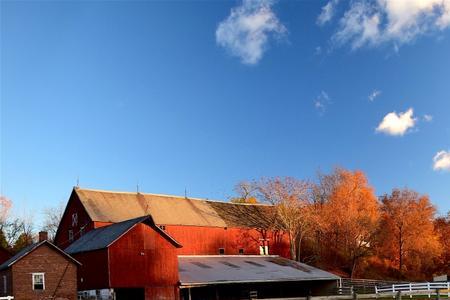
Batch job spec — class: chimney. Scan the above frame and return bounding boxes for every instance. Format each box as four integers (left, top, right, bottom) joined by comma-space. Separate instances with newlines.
39, 231, 48, 242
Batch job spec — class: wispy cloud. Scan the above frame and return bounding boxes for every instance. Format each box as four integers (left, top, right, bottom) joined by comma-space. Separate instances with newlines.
433, 150, 450, 171
376, 108, 417, 136
317, 0, 340, 26
329, 0, 450, 50
314, 91, 331, 115
368, 89, 382, 101
216, 0, 286, 65
423, 114, 433, 122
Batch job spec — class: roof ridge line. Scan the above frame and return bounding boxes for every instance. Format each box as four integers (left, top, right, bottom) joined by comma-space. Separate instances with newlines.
75, 187, 271, 207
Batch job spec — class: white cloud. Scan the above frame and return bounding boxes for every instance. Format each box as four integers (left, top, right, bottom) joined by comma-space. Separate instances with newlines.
317, 0, 340, 26
368, 89, 382, 101
433, 150, 450, 171
216, 0, 286, 65
314, 91, 331, 114
376, 108, 417, 136
423, 114, 434, 122
331, 0, 450, 49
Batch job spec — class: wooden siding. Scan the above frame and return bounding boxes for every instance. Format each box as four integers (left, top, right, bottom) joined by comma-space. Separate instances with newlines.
164, 225, 290, 257
108, 223, 179, 288
55, 191, 93, 250
10, 244, 77, 300
73, 249, 109, 291
0, 269, 12, 297
0, 248, 12, 266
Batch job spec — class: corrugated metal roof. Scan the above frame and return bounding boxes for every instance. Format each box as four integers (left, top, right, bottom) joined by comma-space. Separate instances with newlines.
65, 215, 181, 255
75, 188, 274, 228
178, 255, 340, 286
0, 241, 80, 270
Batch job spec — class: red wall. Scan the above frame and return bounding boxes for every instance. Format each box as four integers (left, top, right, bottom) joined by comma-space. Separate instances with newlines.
0, 248, 12, 265
108, 223, 179, 289
164, 225, 290, 258
55, 191, 93, 250
73, 249, 110, 291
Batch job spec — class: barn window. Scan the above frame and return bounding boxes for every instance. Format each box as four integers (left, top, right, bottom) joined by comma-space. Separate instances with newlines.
219, 248, 225, 255
72, 213, 78, 227
68, 230, 74, 242
159, 225, 166, 231
239, 248, 244, 255
32, 273, 45, 290
259, 245, 269, 255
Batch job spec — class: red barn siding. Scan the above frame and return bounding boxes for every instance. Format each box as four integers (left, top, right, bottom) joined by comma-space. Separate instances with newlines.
0, 269, 12, 297
164, 225, 290, 257
108, 223, 179, 289
73, 249, 109, 291
0, 248, 12, 265
55, 191, 93, 249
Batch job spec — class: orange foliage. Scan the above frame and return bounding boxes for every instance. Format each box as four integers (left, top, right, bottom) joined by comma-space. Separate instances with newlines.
317, 169, 380, 277
376, 189, 441, 280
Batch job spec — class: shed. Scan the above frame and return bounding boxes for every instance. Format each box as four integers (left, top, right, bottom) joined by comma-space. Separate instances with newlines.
178, 255, 340, 300
65, 215, 182, 300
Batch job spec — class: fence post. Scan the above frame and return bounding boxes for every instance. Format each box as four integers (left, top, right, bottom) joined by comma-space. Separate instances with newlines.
396, 291, 401, 300
436, 288, 440, 300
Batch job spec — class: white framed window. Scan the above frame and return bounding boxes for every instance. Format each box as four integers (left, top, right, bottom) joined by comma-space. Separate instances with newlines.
68, 229, 74, 242
32, 273, 45, 290
72, 213, 78, 227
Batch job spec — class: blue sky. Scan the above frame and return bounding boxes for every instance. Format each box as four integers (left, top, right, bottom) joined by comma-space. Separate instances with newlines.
1, 0, 450, 226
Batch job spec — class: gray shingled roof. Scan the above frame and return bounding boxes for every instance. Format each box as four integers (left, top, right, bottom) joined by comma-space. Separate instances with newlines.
178, 255, 340, 286
0, 241, 80, 270
65, 215, 181, 254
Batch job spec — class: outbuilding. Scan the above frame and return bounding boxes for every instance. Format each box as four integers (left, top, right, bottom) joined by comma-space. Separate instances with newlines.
0, 232, 80, 300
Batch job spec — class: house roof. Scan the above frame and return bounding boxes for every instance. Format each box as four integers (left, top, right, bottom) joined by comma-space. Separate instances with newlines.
65, 215, 182, 255
0, 240, 81, 270
74, 187, 275, 228
178, 255, 340, 287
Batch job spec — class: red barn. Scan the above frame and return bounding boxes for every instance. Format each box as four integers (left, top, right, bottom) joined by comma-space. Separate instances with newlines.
55, 187, 290, 257
55, 187, 339, 299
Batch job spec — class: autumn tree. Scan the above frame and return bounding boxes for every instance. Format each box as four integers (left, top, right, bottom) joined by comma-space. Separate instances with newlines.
256, 177, 314, 261
230, 181, 258, 204
434, 214, 450, 275
314, 168, 380, 277
377, 189, 441, 280
42, 201, 65, 241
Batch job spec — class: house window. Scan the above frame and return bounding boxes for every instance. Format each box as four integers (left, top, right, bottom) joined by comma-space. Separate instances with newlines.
68, 230, 74, 242
32, 273, 45, 290
219, 248, 225, 255
239, 248, 244, 255
72, 213, 78, 227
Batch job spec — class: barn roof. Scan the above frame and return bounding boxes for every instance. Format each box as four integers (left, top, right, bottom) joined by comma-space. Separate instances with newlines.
0, 240, 80, 270
74, 187, 275, 228
178, 255, 340, 287
65, 215, 182, 255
